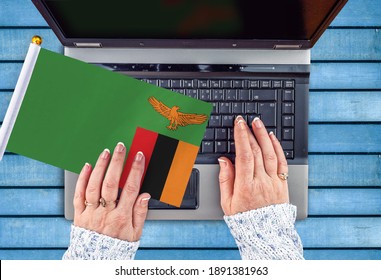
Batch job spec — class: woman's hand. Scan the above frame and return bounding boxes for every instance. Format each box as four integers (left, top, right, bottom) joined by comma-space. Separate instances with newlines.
72, 142, 150, 242
218, 116, 289, 216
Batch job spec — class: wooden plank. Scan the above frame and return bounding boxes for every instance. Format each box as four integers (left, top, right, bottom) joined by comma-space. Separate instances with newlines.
0, 248, 380, 260
3, 91, 381, 123
312, 29, 381, 61
310, 63, 381, 90
309, 91, 381, 122
0, 91, 12, 122
304, 250, 381, 260
0, 188, 63, 215
2, 62, 380, 90
0, 0, 48, 27
330, 0, 381, 27
1, 0, 380, 28
2, 188, 381, 216
136, 249, 381, 260
0, 155, 63, 187
0, 249, 66, 260
1, 217, 381, 248
1, 154, 380, 187
0, 62, 22, 90
309, 124, 381, 153
309, 189, 381, 215
0, 29, 62, 60
309, 155, 381, 187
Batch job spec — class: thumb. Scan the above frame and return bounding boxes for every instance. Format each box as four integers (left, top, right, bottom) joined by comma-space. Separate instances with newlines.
132, 193, 150, 238
218, 157, 235, 215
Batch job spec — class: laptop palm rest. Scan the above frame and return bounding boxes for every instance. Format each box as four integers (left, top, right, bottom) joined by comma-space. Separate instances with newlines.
64, 164, 307, 220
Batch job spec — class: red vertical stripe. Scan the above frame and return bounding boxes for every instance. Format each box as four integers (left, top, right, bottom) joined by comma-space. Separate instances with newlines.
119, 127, 158, 188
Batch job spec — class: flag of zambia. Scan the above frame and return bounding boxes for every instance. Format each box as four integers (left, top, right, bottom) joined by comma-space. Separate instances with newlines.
0, 45, 212, 207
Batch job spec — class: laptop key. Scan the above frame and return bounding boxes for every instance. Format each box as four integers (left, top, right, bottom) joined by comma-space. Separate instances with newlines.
260, 80, 271, 88
283, 128, 294, 140
252, 89, 277, 101
208, 115, 221, 127
282, 103, 295, 114
258, 102, 276, 127
222, 115, 235, 127
245, 102, 257, 113
248, 80, 259, 88
212, 89, 224, 101
215, 141, 228, 153
225, 89, 237, 100
159, 79, 171, 88
186, 89, 198, 99
199, 89, 211, 101
183, 79, 194, 88
284, 80, 295, 88
232, 102, 244, 114
210, 80, 221, 88
283, 89, 295, 101
215, 128, 228, 140
238, 89, 251, 101
219, 103, 230, 114
202, 141, 214, 153
203, 128, 214, 140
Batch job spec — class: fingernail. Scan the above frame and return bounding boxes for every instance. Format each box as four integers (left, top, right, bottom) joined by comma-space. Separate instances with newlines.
235, 115, 245, 129
218, 158, 227, 167
83, 162, 91, 172
116, 142, 125, 153
101, 149, 110, 159
141, 196, 150, 206
253, 117, 262, 128
135, 151, 144, 161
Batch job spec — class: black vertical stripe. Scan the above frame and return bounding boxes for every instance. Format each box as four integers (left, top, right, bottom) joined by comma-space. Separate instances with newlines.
140, 134, 179, 200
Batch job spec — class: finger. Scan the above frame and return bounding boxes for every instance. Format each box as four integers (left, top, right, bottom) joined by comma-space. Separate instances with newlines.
252, 118, 278, 176
243, 119, 265, 175
73, 163, 92, 216
101, 142, 126, 204
234, 116, 254, 185
269, 132, 289, 175
118, 151, 145, 216
86, 148, 110, 205
218, 157, 235, 215
132, 193, 151, 238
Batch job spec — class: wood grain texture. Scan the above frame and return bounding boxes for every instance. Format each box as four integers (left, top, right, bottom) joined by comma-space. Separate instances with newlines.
1, 217, 381, 248
1, 188, 380, 216
309, 91, 381, 122
0, 29, 62, 60
1, 248, 380, 260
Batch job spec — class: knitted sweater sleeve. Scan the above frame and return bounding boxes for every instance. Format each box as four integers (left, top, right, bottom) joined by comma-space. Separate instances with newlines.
62, 225, 139, 260
224, 203, 304, 260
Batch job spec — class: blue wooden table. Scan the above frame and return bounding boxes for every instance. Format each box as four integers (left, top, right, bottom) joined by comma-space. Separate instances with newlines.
1, 0, 381, 260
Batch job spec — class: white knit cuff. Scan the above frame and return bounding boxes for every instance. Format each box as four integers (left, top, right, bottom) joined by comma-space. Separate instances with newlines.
224, 204, 303, 260
62, 225, 140, 260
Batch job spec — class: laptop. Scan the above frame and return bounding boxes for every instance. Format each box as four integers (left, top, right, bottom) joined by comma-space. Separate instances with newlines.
32, 0, 347, 220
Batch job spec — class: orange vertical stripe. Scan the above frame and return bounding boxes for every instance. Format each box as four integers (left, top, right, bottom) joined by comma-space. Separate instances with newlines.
160, 141, 199, 207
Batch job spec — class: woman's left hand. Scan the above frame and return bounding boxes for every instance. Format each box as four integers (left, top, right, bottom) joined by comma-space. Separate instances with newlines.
72, 142, 151, 242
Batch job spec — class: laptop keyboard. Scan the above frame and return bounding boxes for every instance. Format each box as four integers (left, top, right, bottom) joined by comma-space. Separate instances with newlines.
140, 77, 295, 163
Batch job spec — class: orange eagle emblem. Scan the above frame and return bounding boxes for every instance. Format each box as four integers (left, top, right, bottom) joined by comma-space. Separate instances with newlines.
148, 96, 207, 130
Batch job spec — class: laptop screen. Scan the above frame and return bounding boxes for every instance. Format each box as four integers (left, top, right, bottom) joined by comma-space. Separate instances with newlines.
33, 0, 347, 48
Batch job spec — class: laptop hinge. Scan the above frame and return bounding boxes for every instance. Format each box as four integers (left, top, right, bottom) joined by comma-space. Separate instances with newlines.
274, 44, 302, 49
74, 42, 102, 48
